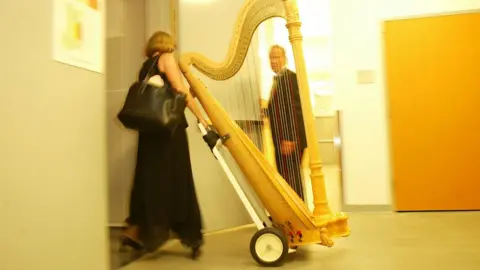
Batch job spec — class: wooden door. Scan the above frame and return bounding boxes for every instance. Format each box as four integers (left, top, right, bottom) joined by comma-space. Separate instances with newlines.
384, 12, 480, 211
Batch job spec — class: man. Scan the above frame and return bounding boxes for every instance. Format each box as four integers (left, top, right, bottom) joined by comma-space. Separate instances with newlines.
263, 45, 307, 200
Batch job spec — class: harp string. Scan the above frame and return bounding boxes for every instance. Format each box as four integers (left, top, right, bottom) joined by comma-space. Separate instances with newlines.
265, 62, 304, 199
213, 18, 306, 201
262, 18, 305, 200
250, 33, 263, 149
259, 19, 278, 171
229, 29, 263, 150
280, 71, 303, 198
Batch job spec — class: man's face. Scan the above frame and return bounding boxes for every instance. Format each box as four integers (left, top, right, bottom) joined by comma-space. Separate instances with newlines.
269, 48, 286, 74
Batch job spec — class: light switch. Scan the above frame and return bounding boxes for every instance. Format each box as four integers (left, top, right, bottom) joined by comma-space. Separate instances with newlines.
357, 70, 376, 84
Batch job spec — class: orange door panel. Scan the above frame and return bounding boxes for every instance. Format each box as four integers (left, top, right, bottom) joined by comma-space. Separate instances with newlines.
384, 12, 480, 211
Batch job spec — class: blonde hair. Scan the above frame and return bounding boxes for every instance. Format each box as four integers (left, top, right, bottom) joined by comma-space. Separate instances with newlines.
145, 31, 175, 58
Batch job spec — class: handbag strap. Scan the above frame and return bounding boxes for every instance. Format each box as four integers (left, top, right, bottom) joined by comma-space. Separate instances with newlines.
141, 55, 161, 83
138, 55, 161, 94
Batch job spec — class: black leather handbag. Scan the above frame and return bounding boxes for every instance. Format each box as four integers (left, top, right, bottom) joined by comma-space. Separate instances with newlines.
117, 56, 187, 135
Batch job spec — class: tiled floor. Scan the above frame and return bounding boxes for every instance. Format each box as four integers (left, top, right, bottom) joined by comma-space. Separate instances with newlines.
118, 211, 480, 270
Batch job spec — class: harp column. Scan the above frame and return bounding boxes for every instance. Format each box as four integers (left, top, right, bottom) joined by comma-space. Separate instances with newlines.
283, 0, 331, 218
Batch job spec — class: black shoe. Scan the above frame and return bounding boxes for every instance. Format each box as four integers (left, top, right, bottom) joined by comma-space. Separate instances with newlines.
191, 245, 202, 260
119, 235, 144, 251
181, 238, 203, 260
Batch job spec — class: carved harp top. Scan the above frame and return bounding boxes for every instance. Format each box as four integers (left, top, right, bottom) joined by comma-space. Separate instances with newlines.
180, 0, 289, 81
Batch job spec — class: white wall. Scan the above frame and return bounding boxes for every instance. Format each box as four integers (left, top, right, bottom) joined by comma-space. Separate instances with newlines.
106, 0, 147, 225
330, 0, 480, 206
145, 0, 171, 38
148, 0, 480, 213
0, 0, 108, 269
145, 0, 252, 232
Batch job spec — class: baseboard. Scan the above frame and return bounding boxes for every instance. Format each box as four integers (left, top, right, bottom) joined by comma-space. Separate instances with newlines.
109, 223, 126, 228
343, 204, 392, 212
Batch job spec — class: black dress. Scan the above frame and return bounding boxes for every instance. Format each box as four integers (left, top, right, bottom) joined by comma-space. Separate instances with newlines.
125, 57, 203, 252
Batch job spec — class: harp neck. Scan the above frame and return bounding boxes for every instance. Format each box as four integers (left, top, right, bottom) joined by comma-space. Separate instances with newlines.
179, 0, 285, 81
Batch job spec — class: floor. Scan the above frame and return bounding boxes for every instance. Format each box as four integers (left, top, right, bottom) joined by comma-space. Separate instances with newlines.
110, 228, 145, 270
117, 211, 480, 270
109, 163, 343, 270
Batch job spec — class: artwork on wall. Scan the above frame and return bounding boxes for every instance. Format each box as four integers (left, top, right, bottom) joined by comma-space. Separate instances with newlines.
52, 0, 104, 73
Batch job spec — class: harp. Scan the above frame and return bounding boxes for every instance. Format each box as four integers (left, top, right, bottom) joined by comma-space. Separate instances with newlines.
179, 0, 349, 265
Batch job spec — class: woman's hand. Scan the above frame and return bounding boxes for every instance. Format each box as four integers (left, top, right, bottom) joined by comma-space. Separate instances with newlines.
203, 128, 220, 151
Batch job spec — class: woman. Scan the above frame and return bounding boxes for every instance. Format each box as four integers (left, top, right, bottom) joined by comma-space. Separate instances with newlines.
120, 31, 218, 259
